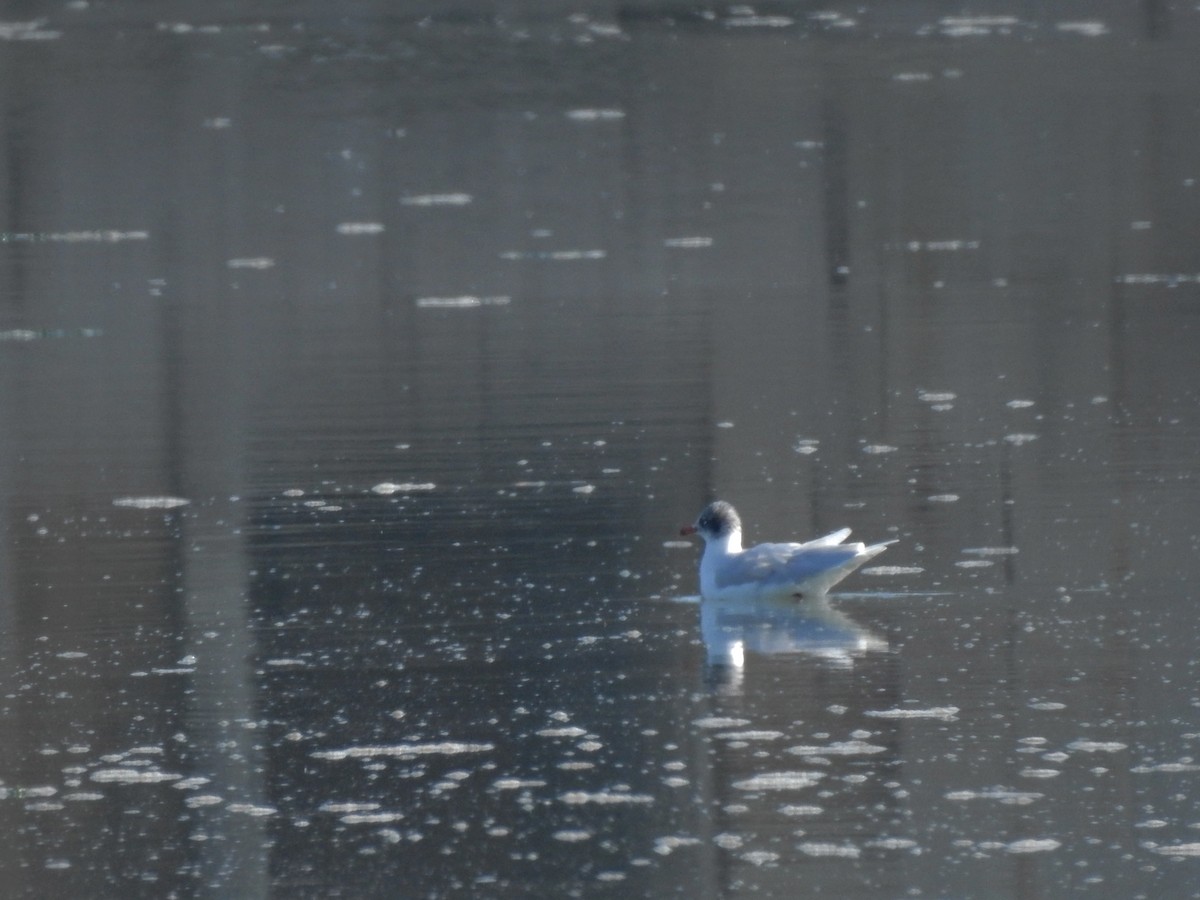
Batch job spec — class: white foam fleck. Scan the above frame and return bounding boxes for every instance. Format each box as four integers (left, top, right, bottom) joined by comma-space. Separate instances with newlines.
560, 790, 653, 806
714, 731, 784, 742
862, 444, 898, 454
226, 257, 275, 269
693, 716, 751, 729
862, 565, 925, 576
227, 803, 277, 817
866, 837, 920, 850
113, 496, 190, 509
370, 482, 435, 494
1019, 768, 1061, 779
1006, 838, 1061, 853
565, 108, 625, 121
401, 193, 472, 206
653, 835, 702, 855
1006, 399, 1035, 409
740, 850, 781, 866
963, 546, 1019, 556
779, 804, 823, 816
727, 15, 794, 27
918, 391, 957, 403
732, 772, 824, 792
312, 741, 493, 761
787, 740, 886, 757
1004, 433, 1038, 445
956, 560, 994, 568
797, 842, 860, 858
1056, 21, 1108, 37
341, 812, 404, 824
185, 795, 224, 808
319, 802, 381, 814
492, 778, 547, 791
945, 789, 1043, 805
537, 726, 588, 739
572, 484, 596, 494
552, 829, 593, 842
1131, 762, 1200, 774
928, 494, 959, 503
415, 295, 510, 309
90, 769, 182, 784
865, 707, 958, 721
1067, 740, 1127, 753
336, 222, 384, 235
1028, 701, 1066, 711
0, 20, 63, 40
664, 236, 713, 248
1153, 843, 1200, 857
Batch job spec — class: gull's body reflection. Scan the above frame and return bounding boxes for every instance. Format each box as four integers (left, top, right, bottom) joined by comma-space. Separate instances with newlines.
701, 593, 887, 687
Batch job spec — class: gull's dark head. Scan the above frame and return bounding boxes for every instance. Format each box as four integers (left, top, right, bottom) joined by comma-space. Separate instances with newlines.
680, 500, 742, 541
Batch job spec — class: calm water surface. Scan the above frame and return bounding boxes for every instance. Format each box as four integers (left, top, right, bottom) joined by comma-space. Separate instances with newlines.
2, 3, 1200, 898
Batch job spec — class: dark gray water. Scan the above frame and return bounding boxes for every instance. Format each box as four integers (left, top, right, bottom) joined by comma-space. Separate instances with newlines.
3, 3, 1200, 898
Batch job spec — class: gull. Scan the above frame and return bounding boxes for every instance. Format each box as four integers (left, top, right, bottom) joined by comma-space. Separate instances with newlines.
680, 500, 894, 601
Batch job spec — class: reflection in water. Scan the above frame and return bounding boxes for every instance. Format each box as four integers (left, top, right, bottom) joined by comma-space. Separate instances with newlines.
701, 595, 887, 689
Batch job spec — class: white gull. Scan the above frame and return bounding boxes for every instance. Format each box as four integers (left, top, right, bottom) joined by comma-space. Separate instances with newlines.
680, 500, 894, 601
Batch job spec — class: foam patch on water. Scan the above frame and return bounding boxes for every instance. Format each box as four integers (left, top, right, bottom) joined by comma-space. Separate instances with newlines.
1067, 740, 1127, 753
401, 193, 472, 206
312, 741, 493, 761
787, 740, 887, 757
415, 295, 510, 309
565, 108, 625, 121
862, 565, 925, 575
90, 769, 182, 784
1006, 838, 1061, 853
336, 222, 385, 235
227, 257, 275, 269
732, 771, 824, 792
797, 842, 860, 858
370, 482, 435, 494
664, 236, 713, 248
693, 717, 751, 729
865, 706, 958, 720
945, 789, 1043, 804
559, 790, 654, 806
714, 730, 784, 742
113, 496, 190, 509
1153, 843, 1200, 857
